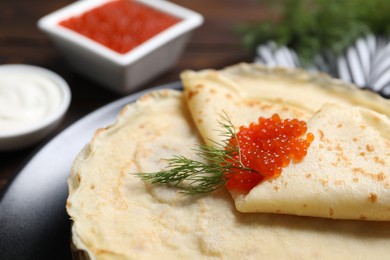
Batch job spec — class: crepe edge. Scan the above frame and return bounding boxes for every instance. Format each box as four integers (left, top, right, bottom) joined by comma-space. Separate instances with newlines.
67, 144, 93, 260
66, 89, 183, 260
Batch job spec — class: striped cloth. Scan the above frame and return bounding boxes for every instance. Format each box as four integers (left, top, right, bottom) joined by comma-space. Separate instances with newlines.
255, 35, 390, 97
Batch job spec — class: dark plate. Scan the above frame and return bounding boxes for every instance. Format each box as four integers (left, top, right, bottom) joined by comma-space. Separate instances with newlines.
0, 82, 181, 260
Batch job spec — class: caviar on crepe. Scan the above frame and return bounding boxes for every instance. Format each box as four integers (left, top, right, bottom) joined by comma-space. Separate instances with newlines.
137, 114, 314, 195
59, 0, 180, 54
225, 114, 314, 192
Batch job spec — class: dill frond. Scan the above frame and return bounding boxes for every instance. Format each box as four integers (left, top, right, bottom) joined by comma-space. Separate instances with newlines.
136, 115, 259, 195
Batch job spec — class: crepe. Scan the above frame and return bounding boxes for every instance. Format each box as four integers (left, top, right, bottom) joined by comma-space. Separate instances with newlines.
233, 103, 390, 220
181, 63, 390, 145
181, 63, 390, 220
68, 89, 390, 259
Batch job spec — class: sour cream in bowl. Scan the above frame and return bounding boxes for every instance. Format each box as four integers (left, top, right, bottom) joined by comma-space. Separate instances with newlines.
0, 64, 71, 151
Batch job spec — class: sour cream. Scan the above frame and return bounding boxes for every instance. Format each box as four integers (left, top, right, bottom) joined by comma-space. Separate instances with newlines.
0, 65, 68, 136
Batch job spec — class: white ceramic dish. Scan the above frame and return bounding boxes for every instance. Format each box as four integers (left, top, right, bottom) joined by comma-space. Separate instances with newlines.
37, 0, 203, 94
0, 64, 71, 151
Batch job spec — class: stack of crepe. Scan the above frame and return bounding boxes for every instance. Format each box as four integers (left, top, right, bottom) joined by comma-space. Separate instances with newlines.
67, 63, 390, 259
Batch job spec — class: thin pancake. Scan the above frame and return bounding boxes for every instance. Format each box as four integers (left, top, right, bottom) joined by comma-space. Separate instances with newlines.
181, 63, 390, 145
233, 103, 390, 220
181, 63, 390, 220
68, 89, 390, 259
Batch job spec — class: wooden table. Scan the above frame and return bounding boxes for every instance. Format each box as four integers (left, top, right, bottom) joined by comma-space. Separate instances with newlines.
0, 0, 268, 192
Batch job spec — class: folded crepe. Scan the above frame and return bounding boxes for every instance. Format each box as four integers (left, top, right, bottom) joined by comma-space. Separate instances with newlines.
234, 103, 390, 220
67, 89, 390, 259
181, 63, 390, 220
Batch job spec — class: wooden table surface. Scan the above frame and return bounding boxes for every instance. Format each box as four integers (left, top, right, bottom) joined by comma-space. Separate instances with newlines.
0, 0, 268, 192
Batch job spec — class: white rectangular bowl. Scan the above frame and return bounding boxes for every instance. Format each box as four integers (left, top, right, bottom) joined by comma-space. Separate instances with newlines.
38, 0, 203, 94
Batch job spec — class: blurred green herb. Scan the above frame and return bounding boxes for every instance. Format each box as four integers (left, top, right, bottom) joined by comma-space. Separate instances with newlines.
238, 0, 390, 65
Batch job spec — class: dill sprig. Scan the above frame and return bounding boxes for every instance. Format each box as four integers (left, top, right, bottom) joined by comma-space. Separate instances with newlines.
136, 115, 259, 195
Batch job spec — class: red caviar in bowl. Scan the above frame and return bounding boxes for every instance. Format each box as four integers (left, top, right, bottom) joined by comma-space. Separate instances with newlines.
224, 114, 314, 193
59, 0, 180, 54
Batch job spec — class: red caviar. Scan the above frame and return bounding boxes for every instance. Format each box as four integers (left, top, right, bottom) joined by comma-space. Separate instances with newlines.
59, 0, 180, 54
224, 114, 314, 193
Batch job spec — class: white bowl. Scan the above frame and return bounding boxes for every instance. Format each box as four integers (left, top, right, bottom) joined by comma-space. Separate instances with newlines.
0, 64, 71, 151
37, 0, 203, 94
